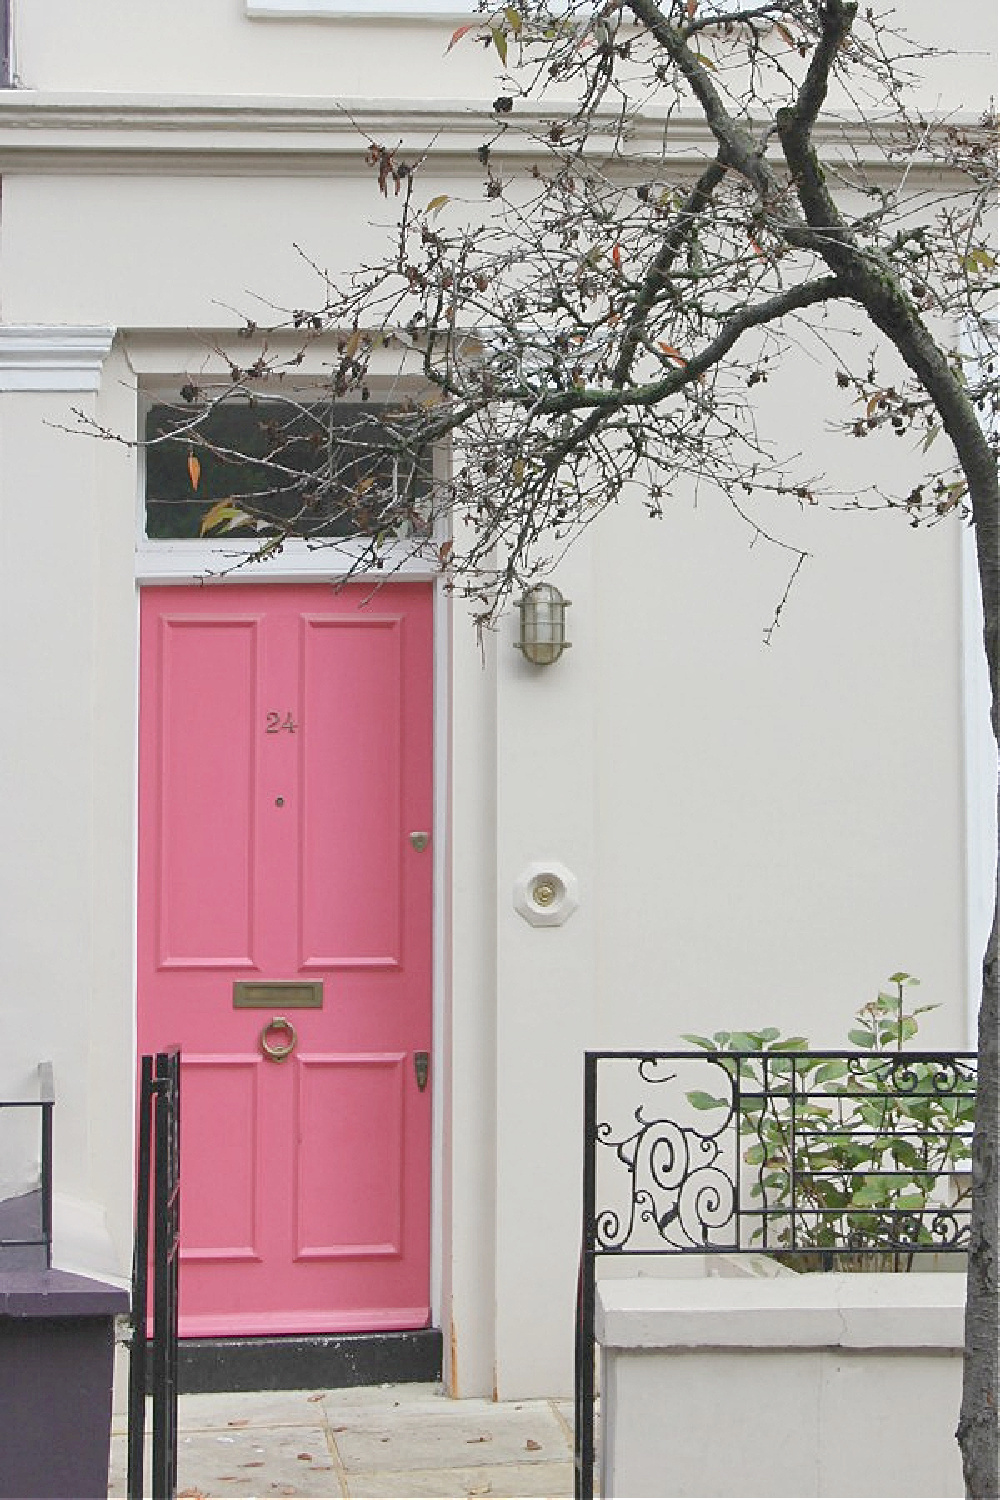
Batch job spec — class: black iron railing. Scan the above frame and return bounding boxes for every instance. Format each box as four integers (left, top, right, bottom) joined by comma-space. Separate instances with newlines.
0, 1063, 54, 1271
128, 1049, 181, 1500
574, 1047, 976, 1500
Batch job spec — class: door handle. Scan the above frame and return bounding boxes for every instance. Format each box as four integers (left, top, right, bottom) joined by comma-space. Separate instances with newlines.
260, 1015, 297, 1062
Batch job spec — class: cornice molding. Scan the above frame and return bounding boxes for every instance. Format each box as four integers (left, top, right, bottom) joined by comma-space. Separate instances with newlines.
0, 92, 966, 179
0, 325, 116, 391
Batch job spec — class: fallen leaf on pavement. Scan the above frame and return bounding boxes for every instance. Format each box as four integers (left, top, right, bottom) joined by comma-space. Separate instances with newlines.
526, 1438, 542, 1451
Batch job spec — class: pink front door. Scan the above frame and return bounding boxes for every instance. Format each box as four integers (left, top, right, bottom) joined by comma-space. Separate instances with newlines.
137, 582, 434, 1337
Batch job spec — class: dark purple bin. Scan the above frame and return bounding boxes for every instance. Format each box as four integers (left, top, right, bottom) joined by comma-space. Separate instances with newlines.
0, 1269, 129, 1500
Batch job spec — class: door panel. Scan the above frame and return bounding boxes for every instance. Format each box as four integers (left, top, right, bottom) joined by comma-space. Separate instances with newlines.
138, 583, 434, 1337
293, 1053, 406, 1259
155, 615, 261, 968
298, 616, 403, 967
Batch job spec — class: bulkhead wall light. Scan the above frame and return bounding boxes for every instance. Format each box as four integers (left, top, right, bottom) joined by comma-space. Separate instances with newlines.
514, 583, 572, 665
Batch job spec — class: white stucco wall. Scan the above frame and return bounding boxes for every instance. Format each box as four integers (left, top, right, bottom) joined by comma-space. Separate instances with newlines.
0, 0, 993, 1403
597, 1274, 967, 1498
9, 0, 994, 107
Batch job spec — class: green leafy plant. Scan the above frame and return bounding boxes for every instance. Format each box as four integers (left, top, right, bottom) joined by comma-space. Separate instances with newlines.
683, 974, 975, 1270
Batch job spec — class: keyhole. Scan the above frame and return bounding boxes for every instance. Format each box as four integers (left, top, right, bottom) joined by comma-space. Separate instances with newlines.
275, 796, 285, 807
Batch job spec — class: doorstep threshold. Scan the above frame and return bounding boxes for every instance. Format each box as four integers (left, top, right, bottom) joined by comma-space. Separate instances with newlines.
175, 1327, 443, 1392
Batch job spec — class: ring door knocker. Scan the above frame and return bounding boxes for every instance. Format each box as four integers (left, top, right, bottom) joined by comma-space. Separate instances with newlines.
259, 1014, 297, 1062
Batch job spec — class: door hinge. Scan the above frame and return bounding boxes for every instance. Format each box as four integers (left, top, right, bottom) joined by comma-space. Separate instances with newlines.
414, 1051, 429, 1092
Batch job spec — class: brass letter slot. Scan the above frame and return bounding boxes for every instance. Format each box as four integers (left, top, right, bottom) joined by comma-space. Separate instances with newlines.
233, 981, 323, 1010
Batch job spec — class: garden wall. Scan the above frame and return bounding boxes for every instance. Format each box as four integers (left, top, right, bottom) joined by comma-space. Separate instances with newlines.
596, 1272, 966, 1498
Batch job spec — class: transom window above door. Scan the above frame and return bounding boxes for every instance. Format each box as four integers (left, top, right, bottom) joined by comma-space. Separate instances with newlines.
143, 396, 433, 545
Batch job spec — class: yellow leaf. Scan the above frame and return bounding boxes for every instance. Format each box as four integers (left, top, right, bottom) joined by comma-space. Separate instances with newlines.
504, 6, 522, 35
187, 452, 201, 491
492, 26, 508, 64
426, 194, 450, 217
199, 499, 248, 537
344, 328, 362, 360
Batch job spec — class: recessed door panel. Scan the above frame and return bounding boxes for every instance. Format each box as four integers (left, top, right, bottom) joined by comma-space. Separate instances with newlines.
294, 1053, 405, 1260
180, 1056, 262, 1262
299, 616, 404, 968
156, 616, 260, 968
138, 583, 433, 1336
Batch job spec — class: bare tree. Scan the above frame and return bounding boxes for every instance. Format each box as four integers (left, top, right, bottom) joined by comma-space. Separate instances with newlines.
129, 2, 998, 1490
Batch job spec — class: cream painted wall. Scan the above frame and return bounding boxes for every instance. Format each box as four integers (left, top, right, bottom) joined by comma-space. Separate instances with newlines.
589, 457, 968, 1053
10, 0, 995, 108
0, 368, 134, 1276
0, 169, 482, 328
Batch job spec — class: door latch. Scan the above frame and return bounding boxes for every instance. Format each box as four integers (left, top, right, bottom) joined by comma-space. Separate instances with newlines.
414, 1051, 429, 1092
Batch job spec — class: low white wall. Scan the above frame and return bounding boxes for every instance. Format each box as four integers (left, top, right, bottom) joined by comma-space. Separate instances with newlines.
596, 1273, 966, 1498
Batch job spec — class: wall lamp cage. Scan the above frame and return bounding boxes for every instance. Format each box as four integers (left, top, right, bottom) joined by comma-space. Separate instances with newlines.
514, 583, 572, 666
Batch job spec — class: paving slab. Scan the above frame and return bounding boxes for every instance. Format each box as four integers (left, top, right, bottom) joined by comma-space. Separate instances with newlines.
178, 1390, 338, 1432
328, 1399, 569, 1474
109, 1423, 341, 1499
342, 1459, 573, 1498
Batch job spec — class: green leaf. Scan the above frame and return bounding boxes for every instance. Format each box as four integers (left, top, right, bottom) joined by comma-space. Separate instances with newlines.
922, 423, 940, 452
681, 1033, 717, 1051
887, 971, 917, 985
848, 1027, 876, 1049
687, 1091, 728, 1111
894, 1190, 927, 1210
813, 1059, 850, 1084
850, 1178, 891, 1208
491, 25, 508, 63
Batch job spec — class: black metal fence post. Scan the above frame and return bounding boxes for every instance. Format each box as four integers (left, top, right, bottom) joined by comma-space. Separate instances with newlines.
128, 1049, 180, 1500
127, 1056, 152, 1500
575, 1052, 597, 1500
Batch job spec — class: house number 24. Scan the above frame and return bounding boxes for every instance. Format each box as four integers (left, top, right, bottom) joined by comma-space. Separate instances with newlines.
266, 712, 298, 734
